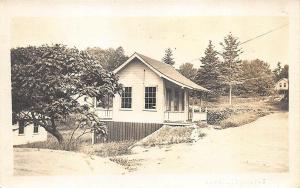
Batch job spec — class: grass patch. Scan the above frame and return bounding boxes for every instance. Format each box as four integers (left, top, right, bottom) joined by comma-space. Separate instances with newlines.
218, 112, 260, 129
109, 157, 142, 172
135, 125, 206, 147
15, 129, 136, 158
79, 140, 136, 157
204, 96, 277, 129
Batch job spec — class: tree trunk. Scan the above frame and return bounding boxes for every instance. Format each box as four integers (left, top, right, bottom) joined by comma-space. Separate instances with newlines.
47, 117, 64, 144
51, 128, 64, 144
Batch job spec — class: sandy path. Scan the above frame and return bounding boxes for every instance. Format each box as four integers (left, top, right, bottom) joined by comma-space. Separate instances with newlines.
125, 112, 288, 174
14, 148, 126, 176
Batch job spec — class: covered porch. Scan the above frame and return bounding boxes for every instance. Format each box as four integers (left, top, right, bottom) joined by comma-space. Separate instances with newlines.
163, 79, 208, 123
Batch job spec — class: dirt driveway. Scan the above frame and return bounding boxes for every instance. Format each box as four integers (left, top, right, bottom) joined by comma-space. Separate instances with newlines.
124, 112, 288, 174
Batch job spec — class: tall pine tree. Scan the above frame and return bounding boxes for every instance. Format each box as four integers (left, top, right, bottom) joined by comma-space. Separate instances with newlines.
195, 40, 221, 95
162, 48, 175, 65
219, 33, 243, 105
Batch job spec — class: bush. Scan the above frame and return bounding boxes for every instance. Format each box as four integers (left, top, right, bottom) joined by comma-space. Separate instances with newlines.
218, 112, 260, 129
207, 108, 234, 125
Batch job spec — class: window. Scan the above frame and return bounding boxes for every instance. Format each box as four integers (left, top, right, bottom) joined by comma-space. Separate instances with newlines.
33, 123, 39, 134
174, 90, 179, 111
18, 121, 24, 135
121, 87, 132, 108
279, 83, 282, 87
145, 87, 156, 109
284, 83, 287, 87
166, 88, 172, 111
181, 91, 185, 111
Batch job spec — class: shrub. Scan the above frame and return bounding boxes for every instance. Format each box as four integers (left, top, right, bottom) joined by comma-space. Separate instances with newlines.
219, 112, 258, 129
207, 108, 234, 125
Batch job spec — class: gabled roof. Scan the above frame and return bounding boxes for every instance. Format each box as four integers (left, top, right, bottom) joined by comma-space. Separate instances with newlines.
114, 52, 209, 92
277, 78, 288, 83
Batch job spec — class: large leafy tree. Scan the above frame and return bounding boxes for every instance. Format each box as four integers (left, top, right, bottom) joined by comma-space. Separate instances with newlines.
85, 46, 128, 72
11, 44, 122, 144
178, 63, 197, 81
195, 40, 221, 95
238, 59, 275, 96
219, 33, 243, 104
162, 48, 175, 66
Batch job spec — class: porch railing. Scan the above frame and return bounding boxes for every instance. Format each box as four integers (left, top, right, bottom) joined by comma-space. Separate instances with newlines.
164, 111, 187, 122
94, 108, 113, 120
189, 106, 207, 122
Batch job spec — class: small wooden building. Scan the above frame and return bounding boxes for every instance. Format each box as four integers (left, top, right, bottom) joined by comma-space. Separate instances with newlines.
94, 52, 209, 124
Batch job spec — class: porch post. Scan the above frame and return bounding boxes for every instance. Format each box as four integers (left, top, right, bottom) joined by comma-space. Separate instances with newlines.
199, 92, 202, 107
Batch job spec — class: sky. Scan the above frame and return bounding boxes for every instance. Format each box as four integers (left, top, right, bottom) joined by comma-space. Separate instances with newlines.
11, 16, 288, 69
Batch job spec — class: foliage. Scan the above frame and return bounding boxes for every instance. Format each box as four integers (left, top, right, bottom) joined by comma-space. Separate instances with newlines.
85, 46, 128, 71
11, 44, 123, 143
273, 62, 288, 82
207, 108, 234, 125
178, 62, 197, 81
218, 112, 259, 129
162, 48, 175, 66
237, 59, 275, 96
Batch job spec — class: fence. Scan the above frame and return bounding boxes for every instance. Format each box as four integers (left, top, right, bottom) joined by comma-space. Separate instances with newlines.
93, 121, 163, 143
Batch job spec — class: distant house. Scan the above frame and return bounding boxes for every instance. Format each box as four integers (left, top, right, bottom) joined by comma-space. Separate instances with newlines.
12, 121, 47, 145
275, 78, 288, 94
91, 52, 209, 124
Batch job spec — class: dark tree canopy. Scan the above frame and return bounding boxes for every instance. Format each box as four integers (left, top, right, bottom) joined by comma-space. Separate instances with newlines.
178, 63, 197, 81
238, 59, 275, 96
11, 44, 122, 143
85, 46, 128, 72
195, 40, 221, 95
162, 48, 175, 66
273, 62, 288, 81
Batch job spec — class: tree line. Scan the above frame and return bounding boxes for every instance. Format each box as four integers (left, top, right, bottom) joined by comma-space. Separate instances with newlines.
164, 33, 290, 101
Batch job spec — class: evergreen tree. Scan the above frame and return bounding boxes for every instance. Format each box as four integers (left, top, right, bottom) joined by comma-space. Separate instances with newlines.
219, 33, 243, 105
162, 48, 175, 66
178, 63, 197, 81
195, 40, 220, 95
273, 62, 288, 81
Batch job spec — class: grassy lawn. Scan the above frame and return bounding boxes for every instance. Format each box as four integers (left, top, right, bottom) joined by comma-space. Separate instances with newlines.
200, 96, 287, 129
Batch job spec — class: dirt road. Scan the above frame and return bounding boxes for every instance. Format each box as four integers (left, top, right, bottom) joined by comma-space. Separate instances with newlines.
125, 112, 288, 174
14, 148, 125, 176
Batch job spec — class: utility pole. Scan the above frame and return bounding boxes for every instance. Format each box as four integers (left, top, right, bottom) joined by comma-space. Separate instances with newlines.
229, 83, 232, 105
